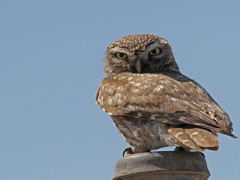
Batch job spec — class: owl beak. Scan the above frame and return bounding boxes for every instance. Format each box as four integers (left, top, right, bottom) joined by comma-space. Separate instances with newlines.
135, 59, 142, 73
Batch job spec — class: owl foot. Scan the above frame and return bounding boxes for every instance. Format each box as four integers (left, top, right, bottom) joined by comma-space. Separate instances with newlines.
123, 147, 134, 157
174, 146, 186, 151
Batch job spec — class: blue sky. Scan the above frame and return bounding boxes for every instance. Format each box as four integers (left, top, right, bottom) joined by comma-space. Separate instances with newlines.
1, 1, 240, 179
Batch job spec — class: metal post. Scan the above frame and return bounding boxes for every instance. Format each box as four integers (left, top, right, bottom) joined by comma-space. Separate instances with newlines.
113, 151, 210, 180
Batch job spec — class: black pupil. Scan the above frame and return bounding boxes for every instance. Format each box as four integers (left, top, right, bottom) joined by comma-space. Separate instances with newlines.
152, 49, 156, 54
120, 53, 124, 57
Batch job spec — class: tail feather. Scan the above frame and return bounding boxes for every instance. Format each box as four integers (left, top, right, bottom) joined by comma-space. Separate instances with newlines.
169, 126, 219, 151
185, 128, 219, 147
168, 127, 204, 152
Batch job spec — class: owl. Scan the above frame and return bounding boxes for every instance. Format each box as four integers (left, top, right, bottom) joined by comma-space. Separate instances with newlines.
96, 34, 236, 155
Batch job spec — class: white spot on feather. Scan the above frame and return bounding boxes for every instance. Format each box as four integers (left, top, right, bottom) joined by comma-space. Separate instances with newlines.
126, 105, 135, 111
119, 76, 126, 80
135, 82, 141, 86
108, 98, 112, 105
128, 77, 133, 81
117, 99, 122, 105
117, 110, 122, 114
191, 132, 199, 136
137, 112, 142, 118
115, 93, 121, 98
150, 114, 158, 120
160, 40, 168, 44
175, 132, 183, 137
132, 89, 139, 93
154, 85, 164, 92
174, 88, 179, 92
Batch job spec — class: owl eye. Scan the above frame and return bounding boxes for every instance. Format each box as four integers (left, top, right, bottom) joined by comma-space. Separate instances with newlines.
115, 52, 128, 60
149, 47, 161, 56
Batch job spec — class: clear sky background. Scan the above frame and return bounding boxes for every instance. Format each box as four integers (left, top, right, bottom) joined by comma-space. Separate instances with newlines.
1, 1, 240, 180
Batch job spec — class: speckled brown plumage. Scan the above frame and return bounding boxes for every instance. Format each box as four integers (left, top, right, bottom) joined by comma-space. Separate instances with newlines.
96, 34, 236, 153
108, 34, 167, 53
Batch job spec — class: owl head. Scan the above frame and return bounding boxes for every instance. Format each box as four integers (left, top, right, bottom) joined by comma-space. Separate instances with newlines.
104, 34, 179, 75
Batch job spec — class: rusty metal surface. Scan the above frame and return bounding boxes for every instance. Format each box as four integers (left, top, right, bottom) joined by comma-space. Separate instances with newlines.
113, 151, 210, 180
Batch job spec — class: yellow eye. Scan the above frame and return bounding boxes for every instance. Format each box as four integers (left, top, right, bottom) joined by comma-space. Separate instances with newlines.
115, 52, 128, 60
149, 47, 161, 56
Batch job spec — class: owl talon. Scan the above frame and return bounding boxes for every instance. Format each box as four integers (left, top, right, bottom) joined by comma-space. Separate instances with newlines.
199, 152, 205, 158
123, 147, 134, 157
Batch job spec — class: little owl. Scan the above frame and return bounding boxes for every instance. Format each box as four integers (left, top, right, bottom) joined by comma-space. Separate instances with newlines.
96, 34, 236, 155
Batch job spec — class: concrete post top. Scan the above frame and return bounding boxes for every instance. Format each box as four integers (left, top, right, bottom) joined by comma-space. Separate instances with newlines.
113, 151, 210, 180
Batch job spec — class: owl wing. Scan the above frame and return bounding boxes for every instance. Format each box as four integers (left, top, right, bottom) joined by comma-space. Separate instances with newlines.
96, 72, 236, 138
